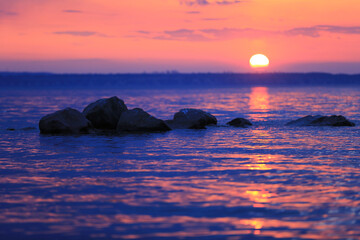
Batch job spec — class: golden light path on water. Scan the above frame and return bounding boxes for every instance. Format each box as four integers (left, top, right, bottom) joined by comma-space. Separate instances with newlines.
249, 87, 270, 121
0, 87, 359, 239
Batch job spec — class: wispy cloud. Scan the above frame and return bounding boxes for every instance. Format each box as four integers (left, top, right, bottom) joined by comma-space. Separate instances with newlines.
133, 27, 271, 41
216, 0, 244, 5
286, 25, 360, 37
158, 29, 211, 41
62, 9, 83, 13
54, 31, 97, 37
137, 31, 151, 34
180, 0, 209, 6
53, 31, 113, 38
0, 10, 18, 16
180, 0, 244, 6
202, 18, 227, 21
186, 11, 201, 14
201, 27, 272, 39
133, 25, 360, 41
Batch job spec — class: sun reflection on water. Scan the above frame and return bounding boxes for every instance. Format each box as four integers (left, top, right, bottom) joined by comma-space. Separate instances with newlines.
248, 87, 272, 121
249, 87, 269, 111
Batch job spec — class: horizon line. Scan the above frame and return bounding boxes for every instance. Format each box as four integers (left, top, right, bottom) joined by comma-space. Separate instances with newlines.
2, 71, 360, 75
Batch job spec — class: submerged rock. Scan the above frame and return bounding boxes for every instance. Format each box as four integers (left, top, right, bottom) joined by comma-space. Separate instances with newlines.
117, 108, 171, 132
21, 127, 37, 131
227, 118, 252, 128
83, 96, 128, 130
286, 115, 355, 127
6, 127, 37, 131
39, 108, 92, 134
166, 108, 217, 129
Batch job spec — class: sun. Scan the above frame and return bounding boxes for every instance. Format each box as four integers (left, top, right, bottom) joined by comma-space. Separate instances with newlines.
250, 54, 270, 69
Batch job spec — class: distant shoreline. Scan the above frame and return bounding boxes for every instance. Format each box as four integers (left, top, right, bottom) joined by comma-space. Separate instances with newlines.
1, 72, 360, 89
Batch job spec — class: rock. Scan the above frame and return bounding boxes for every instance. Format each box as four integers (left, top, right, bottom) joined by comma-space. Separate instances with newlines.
166, 109, 217, 129
286, 115, 322, 126
227, 118, 252, 128
39, 108, 92, 134
21, 127, 37, 131
6, 127, 37, 131
286, 115, 355, 127
83, 96, 128, 129
309, 115, 355, 126
117, 108, 171, 132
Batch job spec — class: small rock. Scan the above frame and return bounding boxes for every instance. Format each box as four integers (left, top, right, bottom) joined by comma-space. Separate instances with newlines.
166, 108, 217, 129
39, 108, 92, 134
286, 115, 322, 126
21, 127, 37, 131
309, 115, 355, 126
227, 118, 252, 128
83, 96, 128, 129
117, 108, 171, 132
286, 115, 355, 127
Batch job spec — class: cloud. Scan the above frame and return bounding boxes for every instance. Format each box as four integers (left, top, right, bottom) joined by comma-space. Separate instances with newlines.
202, 18, 227, 21
180, 0, 244, 6
137, 31, 150, 34
201, 27, 272, 39
53, 31, 113, 38
216, 0, 244, 5
186, 11, 201, 14
286, 25, 360, 37
54, 31, 97, 37
62, 9, 83, 13
133, 24, 360, 42
180, 0, 209, 6
133, 27, 272, 41
0, 10, 18, 16
0, 0, 57, 10
158, 29, 211, 41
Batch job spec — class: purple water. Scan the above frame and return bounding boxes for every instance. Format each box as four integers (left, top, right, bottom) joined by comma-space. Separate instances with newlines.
0, 86, 360, 239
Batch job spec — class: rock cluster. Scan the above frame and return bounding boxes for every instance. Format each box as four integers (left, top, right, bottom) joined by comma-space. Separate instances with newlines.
39, 97, 219, 134
38, 96, 356, 134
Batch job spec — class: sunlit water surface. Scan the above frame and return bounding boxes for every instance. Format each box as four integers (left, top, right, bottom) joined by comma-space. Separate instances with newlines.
0, 87, 360, 239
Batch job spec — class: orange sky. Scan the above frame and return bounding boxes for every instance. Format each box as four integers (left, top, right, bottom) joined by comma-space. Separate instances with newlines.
1, 0, 360, 73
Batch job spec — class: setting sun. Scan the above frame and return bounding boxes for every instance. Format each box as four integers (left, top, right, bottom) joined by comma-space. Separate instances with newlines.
250, 54, 270, 69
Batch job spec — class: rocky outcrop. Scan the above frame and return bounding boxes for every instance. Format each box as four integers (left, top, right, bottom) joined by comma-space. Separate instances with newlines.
117, 108, 171, 132
227, 118, 252, 128
6, 127, 37, 131
39, 108, 92, 134
286, 115, 322, 126
83, 96, 128, 129
166, 109, 217, 129
286, 115, 355, 127
309, 115, 355, 126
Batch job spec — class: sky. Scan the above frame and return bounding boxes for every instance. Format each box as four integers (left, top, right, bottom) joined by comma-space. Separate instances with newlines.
1, 0, 360, 73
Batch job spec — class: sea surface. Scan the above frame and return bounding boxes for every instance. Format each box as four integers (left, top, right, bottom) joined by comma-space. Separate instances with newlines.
0, 86, 360, 239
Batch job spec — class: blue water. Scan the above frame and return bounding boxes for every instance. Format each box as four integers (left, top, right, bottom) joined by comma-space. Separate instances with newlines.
0, 86, 360, 239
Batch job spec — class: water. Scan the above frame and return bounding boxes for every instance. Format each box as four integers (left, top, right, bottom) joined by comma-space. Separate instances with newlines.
0, 86, 360, 239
